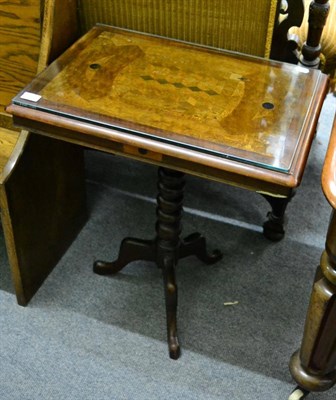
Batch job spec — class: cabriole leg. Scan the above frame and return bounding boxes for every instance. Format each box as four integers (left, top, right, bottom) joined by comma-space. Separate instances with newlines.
262, 192, 294, 241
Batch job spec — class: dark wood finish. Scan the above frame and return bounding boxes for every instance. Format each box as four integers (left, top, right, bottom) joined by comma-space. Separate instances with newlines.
0, 134, 87, 305
289, 115, 336, 395
262, 191, 295, 241
300, 0, 330, 68
271, 0, 332, 69
271, 0, 305, 63
93, 167, 222, 358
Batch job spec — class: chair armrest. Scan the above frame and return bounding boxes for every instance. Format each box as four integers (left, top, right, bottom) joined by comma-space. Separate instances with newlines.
322, 112, 336, 208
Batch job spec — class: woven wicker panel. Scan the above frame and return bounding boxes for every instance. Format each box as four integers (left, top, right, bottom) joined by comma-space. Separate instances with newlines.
79, 0, 278, 58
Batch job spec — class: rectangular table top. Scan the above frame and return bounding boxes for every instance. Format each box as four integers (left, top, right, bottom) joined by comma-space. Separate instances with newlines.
8, 25, 328, 194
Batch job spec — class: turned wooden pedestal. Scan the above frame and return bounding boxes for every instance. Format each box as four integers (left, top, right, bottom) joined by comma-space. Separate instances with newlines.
94, 167, 222, 358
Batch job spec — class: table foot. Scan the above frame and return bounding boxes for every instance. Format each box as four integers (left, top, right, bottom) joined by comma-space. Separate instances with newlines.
180, 232, 223, 264
261, 192, 294, 241
168, 338, 180, 360
290, 350, 336, 393
162, 254, 181, 360
93, 237, 156, 275
263, 212, 285, 241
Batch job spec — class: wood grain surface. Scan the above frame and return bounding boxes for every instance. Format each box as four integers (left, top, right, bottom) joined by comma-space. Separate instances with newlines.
0, 127, 19, 173
8, 25, 328, 197
32, 26, 324, 172
322, 112, 336, 208
0, 0, 41, 115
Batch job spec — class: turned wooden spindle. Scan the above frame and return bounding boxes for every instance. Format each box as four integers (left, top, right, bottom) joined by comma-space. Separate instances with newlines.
156, 168, 185, 359
300, 0, 330, 68
93, 167, 222, 359
290, 211, 336, 392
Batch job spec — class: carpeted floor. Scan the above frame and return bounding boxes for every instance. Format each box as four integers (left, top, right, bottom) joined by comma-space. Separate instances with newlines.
0, 94, 335, 399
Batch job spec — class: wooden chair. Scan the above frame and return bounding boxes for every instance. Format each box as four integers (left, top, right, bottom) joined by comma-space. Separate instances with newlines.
289, 112, 336, 398
0, 0, 87, 305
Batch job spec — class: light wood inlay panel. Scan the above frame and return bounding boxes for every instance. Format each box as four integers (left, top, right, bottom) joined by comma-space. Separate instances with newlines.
23, 27, 324, 171
7, 25, 327, 195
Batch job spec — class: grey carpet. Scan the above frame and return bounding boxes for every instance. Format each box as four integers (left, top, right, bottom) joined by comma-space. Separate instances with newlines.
0, 94, 335, 399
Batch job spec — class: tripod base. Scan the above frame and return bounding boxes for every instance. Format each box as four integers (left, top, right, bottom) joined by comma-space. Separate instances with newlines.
93, 232, 222, 359
93, 167, 222, 359
94, 232, 222, 275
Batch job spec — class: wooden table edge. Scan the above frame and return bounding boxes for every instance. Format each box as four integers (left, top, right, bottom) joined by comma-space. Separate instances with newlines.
7, 103, 304, 195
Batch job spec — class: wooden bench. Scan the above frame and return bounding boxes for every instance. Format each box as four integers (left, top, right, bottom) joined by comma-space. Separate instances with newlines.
0, 0, 87, 306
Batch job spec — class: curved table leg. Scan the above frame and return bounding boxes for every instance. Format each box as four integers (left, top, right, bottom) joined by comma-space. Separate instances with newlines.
179, 232, 223, 264
93, 238, 156, 275
161, 253, 180, 359
262, 191, 295, 241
